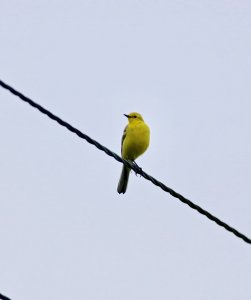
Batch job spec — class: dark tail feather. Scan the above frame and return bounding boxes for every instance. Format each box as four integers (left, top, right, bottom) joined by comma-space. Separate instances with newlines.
117, 165, 130, 194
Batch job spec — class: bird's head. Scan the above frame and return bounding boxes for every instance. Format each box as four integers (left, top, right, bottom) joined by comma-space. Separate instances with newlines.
124, 112, 144, 123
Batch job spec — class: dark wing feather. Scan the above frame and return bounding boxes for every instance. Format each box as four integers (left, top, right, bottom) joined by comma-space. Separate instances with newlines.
121, 125, 128, 154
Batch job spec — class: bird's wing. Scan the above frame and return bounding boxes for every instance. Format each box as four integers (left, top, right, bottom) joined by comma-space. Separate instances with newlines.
121, 125, 128, 154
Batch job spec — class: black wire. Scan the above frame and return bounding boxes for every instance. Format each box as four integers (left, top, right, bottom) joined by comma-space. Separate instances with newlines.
1, 79, 250, 245
0, 292, 11, 300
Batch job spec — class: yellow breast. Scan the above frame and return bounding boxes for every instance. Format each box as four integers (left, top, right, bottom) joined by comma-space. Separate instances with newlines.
122, 121, 150, 160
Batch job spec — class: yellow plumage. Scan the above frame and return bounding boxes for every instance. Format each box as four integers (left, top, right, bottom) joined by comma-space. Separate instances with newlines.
117, 112, 150, 194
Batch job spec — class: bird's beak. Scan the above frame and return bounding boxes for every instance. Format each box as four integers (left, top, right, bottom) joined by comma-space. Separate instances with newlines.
124, 114, 129, 118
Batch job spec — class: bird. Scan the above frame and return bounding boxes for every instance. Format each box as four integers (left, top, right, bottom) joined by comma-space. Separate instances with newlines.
117, 112, 150, 194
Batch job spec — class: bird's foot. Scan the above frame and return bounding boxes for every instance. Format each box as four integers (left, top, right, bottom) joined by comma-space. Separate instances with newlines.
131, 161, 142, 176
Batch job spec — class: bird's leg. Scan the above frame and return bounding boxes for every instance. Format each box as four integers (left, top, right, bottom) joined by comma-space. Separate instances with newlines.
132, 160, 142, 176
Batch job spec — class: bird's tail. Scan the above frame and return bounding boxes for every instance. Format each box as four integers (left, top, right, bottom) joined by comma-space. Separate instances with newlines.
117, 165, 131, 194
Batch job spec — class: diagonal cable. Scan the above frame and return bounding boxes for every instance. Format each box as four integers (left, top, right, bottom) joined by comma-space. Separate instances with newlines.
0, 79, 250, 245
0, 292, 12, 300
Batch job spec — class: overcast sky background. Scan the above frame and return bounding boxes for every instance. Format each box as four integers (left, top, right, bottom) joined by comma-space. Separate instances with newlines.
1, 1, 251, 299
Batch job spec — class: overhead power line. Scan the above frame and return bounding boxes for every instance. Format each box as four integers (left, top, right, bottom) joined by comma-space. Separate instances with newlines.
1, 79, 250, 245
0, 292, 11, 300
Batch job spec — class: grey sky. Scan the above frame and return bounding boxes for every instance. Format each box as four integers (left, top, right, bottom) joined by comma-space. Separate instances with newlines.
1, 1, 251, 299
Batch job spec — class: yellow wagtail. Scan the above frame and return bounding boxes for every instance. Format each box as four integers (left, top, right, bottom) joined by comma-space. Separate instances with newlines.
117, 112, 150, 194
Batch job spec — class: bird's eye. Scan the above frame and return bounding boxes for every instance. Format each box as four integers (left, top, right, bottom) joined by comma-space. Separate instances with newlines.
134, 116, 137, 118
